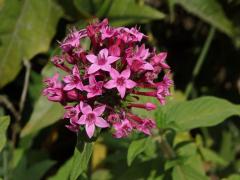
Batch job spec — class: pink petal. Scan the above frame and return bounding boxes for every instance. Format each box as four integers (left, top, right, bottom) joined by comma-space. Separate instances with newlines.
141, 63, 153, 70
100, 64, 111, 72
88, 64, 100, 74
93, 105, 106, 116
95, 117, 109, 128
63, 75, 72, 83
63, 83, 75, 91
76, 82, 83, 90
86, 123, 95, 138
104, 80, 116, 89
107, 56, 119, 64
72, 65, 80, 77
117, 86, 126, 98
99, 48, 108, 57
87, 92, 95, 98
77, 115, 86, 125
126, 80, 136, 89
109, 68, 120, 79
89, 75, 96, 84
121, 68, 130, 79
86, 54, 98, 63
80, 102, 92, 114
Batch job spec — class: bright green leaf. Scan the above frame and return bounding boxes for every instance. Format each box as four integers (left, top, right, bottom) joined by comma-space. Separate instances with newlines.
49, 142, 93, 180
106, 0, 165, 26
127, 137, 150, 166
158, 96, 240, 131
0, 0, 63, 88
172, 164, 208, 180
0, 116, 10, 152
70, 143, 93, 180
173, 0, 238, 37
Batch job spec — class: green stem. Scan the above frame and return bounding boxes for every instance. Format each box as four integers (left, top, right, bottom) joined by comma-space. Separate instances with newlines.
3, 149, 8, 180
157, 135, 176, 159
185, 27, 216, 98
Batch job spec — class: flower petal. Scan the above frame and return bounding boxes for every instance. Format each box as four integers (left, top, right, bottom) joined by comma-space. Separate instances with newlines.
89, 75, 96, 84
76, 82, 83, 90
104, 80, 116, 89
100, 64, 111, 72
72, 65, 80, 77
121, 68, 131, 79
126, 80, 136, 89
109, 68, 119, 79
63, 75, 72, 83
141, 63, 153, 70
77, 115, 86, 125
117, 86, 126, 98
63, 83, 75, 91
95, 117, 109, 128
93, 105, 106, 116
86, 54, 98, 63
86, 123, 95, 138
80, 102, 92, 114
99, 48, 108, 57
107, 56, 119, 64
88, 64, 100, 74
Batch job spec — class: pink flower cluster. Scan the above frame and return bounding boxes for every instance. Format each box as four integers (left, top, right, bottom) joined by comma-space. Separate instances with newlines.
43, 19, 172, 138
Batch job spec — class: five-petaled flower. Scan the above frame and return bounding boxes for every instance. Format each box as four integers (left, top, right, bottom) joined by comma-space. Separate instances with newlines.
104, 68, 136, 98
86, 48, 119, 74
77, 102, 109, 138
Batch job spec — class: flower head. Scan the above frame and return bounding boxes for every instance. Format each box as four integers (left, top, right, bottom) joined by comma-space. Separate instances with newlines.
43, 19, 172, 139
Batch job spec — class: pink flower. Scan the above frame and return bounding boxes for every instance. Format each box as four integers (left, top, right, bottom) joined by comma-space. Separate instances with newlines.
43, 73, 60, 89
86, 48, 119, 74
64, 104, 81, 124
63, 65, 83, 91
101, 26, 115, 40
113, 119, 133, 138
151, 52, 170, 69
77, 102, 109, 138
104, 68, 136, 98
156, 84, 170, 105
44, 87, 64, 102
126, 45, 153, 71
137, 119, 156, 135
84, 75, 103, 98
60, 29, 87, 52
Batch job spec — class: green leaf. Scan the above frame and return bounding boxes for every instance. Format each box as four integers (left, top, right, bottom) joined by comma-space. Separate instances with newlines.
172, 164, 208, 180
158, 96, 240, 131
13, 158, 55, 180
73, 0, 93, 17
106, 0, 165, 26
200, 147, 228, 166
172, 0, 238, 37
224, 174, 240, 180
21, 64, 64, 137
70, 143, 93, 180
127, 137, 150, 166
20, 98, 63, 137
0, 116, 10, 152
0, 0, 63, 88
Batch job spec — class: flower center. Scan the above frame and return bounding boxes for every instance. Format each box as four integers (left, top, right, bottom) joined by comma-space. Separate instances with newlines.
71, 75, 79, 83
86, 113, 96, 123
97, 57, 107, 65
116, 77, 125, 86
69, 109, 77, 117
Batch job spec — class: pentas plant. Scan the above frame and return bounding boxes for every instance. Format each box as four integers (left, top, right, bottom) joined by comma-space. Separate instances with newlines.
43, 19, 172, 139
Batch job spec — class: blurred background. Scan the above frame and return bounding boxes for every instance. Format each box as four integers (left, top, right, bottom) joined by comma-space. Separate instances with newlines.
0, 0, 240, 179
